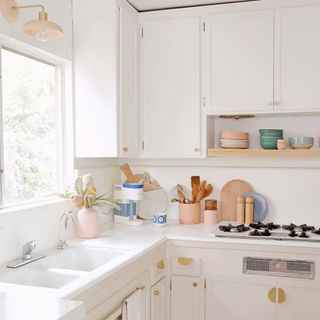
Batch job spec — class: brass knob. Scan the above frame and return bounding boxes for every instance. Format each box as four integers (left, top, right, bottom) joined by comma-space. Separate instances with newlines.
123, 147, 129, 152
278, 288, 286, 304
177, 257, 193, 266
153, 290, 160, 296
268, 287, 277, 303
192, 282, 198, 288
157, 260, 165, 270
194, 148, 200, 152
268, 102, 273, 107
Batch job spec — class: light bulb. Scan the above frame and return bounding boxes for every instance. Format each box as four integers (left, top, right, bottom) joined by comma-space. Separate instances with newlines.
35, 29, 50, 42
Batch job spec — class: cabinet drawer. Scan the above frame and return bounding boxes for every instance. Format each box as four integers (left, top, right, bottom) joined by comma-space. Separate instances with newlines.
151, 259, 166, 285
171, 257, 201, 276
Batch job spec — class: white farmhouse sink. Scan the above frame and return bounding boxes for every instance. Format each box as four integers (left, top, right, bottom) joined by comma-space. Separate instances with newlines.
39, 247, 124, 272
0, 268, 80, 288
0, 246, 124, 289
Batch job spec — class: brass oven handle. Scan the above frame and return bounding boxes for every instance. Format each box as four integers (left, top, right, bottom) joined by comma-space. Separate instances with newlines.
268, 287, 277, 303
278, 288, 286, 304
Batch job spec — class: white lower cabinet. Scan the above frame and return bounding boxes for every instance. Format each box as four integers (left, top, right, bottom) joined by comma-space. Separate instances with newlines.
205, 278, 276, 320
277, 285, 320, 319
170, 276, 202, 320
205, 278, 320, 320
151, 278, 166, 320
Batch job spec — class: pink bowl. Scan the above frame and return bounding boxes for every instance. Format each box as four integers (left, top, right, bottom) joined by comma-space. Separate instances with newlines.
220, 131, 249, 140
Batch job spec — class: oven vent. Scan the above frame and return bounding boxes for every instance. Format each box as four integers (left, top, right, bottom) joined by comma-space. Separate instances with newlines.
243, 257, 315, 279
287, 261, 311, 272
246, 258, 270, 272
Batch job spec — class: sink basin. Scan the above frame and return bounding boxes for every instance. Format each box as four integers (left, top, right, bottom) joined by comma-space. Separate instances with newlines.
0, 246, 125, 289
0, 268, 81, 288
39, 247, 124, 272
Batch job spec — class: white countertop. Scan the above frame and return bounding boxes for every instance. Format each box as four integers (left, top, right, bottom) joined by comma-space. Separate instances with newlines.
1, 220, 320, 318
0, 292, 84, 320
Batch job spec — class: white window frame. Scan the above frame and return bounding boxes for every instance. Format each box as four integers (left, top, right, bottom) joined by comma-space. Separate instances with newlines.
0, 39, 73, 210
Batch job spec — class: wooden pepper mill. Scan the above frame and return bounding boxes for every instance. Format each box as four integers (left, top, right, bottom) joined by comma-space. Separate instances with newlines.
245, 196, 254, 225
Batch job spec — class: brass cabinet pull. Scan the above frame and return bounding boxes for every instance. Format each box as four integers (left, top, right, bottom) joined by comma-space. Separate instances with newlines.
177, 257, 193, 266
123, 147, 128, 152
194, 148, 199, 152
157, 260, 165, 270
268, 287, 277, 303
278, 288, 286, 304
192, 282, 198, 288
153, 290, 160, 296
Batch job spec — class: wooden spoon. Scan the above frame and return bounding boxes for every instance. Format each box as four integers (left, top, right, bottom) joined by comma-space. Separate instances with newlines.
203, 184, 213, 199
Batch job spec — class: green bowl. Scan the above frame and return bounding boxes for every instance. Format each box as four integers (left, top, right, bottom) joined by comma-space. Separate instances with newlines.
259, 129, 283, 137
260, 136, 282, 142
260, 133, 283, 138
260, 140, 278, 149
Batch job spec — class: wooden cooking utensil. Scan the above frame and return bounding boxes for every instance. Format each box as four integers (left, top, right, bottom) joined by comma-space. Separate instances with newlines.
177, 184, 189, 201
203, 184, 213, 199
191, 176, 200, 202
220, 179, 253, 221
195, 182, 208, 203
120, 163, 144, 183
143, 172, 161, 192
177, 190, 185, 203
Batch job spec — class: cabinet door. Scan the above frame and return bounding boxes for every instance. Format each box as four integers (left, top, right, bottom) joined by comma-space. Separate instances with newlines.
73, 0, 118, 157
119, 5, 139, 158
140, 17, 201, 158
203, 11, 274, 113
277, 286, 320, 319
205, 279, 277, 320
274, 5, 320, 111
171, 276, 201, 320
151, 278, 166, 320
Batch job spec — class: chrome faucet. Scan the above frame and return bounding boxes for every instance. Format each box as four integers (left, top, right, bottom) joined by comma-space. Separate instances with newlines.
22, 240, 37, 261
7, 239, 45, 269
57, 211, 75, 250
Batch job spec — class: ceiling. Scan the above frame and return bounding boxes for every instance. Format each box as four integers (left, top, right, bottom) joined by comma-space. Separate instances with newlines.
127, 0, 250, 11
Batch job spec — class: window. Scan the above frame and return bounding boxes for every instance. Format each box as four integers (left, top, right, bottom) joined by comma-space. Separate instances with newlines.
0, 48, 66, 207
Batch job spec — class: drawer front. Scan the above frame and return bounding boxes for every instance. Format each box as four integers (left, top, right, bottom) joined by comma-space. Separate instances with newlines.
171, 257, 201, 276
151, 259, 166, 285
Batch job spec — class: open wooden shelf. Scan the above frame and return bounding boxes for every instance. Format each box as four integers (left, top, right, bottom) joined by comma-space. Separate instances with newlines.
207, 148, 320, 157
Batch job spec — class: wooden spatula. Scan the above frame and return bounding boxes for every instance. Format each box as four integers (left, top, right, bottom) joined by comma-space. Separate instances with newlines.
191, 176, 200, 203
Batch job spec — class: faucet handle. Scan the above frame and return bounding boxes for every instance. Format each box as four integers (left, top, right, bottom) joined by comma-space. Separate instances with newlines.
22, 239, 40, 260
24, 238, 40, 247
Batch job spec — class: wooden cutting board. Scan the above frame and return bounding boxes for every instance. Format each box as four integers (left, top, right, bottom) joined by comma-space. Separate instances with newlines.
220, 180, 254, 222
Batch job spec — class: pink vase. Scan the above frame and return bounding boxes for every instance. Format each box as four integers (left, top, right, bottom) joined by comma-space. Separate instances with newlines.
77, 207, 99, 239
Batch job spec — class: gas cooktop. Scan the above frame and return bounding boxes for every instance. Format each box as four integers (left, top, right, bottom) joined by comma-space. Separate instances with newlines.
213, 222, 320, 242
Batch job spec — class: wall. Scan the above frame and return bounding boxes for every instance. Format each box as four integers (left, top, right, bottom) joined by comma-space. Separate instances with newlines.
0, 0, 73, 60
0, 166, 119, 266
128, 163, 320, 226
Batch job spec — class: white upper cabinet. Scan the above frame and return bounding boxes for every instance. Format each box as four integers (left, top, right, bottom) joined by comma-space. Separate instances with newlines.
73, 0, 119, 158
119, 5, 139, 158
274, 5, 320, 111
140, 17, 201, 158
203, 10, 274, 113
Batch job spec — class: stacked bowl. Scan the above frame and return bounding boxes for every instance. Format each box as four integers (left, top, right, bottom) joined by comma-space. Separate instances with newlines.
220, 131, 249, 149
259, 129, 283, 149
